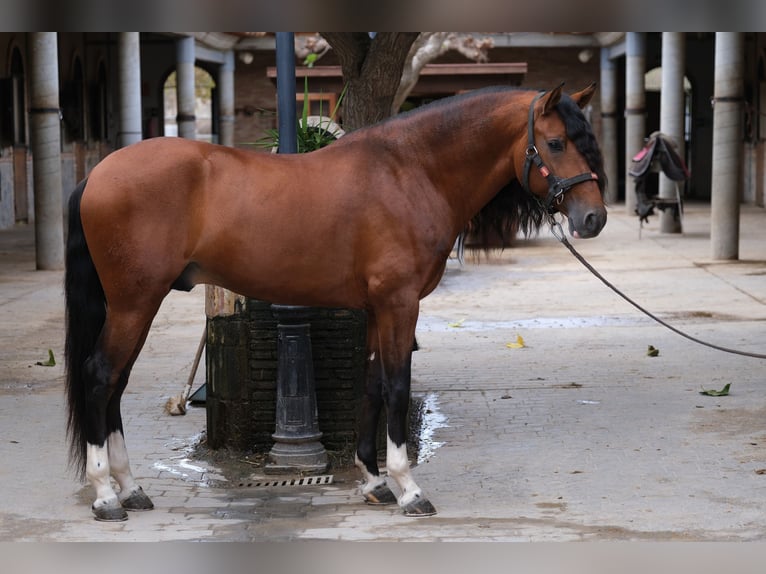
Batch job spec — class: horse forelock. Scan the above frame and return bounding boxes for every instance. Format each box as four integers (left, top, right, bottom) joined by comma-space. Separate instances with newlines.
555, 94, 607, 197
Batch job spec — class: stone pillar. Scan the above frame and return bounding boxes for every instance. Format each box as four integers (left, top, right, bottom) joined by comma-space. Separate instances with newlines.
218, 50, 235, 148
625, 33, 646, 216
659, 33, 686, 233
600, 48, 619, 205
117, 32, 142, 147
711, 33, 744, 260
176, 36, 196, 140
28, 32, 64, 270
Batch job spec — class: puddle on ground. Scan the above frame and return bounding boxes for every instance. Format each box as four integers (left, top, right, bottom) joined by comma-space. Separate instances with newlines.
416, 393, 448, 465
151, 431, 226, 486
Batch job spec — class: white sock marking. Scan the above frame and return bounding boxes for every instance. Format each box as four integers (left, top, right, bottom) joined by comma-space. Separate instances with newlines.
107, 431, 140, 499
355, 454, 387, 495
386, 434, 422, 506
86, 443, 118, 509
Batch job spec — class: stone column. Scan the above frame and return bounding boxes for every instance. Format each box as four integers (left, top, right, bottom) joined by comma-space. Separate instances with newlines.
117, 32, 142, 147
28, 32, 64, 270
711, 33, 744, 260
625, 32, 646, 216
218, 50, 235, 148
176, 36, 196, 140
659, 32, 686, 233
600, 48, 619, 205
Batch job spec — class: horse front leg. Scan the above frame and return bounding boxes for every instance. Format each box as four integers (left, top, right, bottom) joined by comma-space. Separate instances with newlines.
355, 314, 397, 505
376, 299, 437, 517
85, 310, 156, 521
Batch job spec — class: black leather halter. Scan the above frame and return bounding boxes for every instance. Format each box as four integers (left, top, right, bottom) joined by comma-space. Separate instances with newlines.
521, 91, 599, 214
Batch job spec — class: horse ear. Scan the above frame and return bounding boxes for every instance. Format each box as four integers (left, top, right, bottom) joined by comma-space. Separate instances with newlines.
541, 83, 564, 115
570, 82, 598, 109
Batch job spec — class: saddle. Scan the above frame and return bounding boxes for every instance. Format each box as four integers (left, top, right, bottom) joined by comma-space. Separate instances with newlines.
630, 132, 690, 223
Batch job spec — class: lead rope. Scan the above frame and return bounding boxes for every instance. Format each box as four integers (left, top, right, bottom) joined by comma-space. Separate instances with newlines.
549, 219, 766, 360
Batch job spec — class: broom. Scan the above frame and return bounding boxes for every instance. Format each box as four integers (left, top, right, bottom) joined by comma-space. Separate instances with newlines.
165, 328, 206, 416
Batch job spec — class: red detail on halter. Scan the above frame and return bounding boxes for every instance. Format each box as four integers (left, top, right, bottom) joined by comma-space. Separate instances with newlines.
591, 172, 599, 179
540, 166, 550, 177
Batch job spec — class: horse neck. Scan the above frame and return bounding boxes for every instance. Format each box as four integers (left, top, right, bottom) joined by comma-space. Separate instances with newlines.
385, 94, 530, 225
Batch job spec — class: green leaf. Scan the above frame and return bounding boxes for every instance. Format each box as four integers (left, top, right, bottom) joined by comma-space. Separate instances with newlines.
699, 383, 731, 397
646, 345, 659, 357
447, 318, 465, 328
35, 349, 56, 367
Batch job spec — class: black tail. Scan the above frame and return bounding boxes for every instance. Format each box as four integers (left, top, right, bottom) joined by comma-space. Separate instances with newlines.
64, 178, 105, 481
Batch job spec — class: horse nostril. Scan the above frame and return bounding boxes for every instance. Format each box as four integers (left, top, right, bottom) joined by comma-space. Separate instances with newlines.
584, 210, 606, 234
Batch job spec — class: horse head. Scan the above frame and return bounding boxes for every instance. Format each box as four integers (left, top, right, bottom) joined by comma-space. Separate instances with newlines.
517, 83, 607, 239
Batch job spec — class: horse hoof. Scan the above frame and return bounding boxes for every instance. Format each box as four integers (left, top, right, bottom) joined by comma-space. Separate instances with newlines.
402, 496, 437, 517
92, 503, 128, 522
363, 483, 397, 506
120, 487, 154, 511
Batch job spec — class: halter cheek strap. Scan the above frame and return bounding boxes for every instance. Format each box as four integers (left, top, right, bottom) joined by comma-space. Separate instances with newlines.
521, 91, 599, 213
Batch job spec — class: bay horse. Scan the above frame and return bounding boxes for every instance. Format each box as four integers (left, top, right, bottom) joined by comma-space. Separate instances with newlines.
65, 83, 607, 521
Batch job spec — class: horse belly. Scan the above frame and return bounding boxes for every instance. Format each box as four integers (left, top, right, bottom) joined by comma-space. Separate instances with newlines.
195, 224, 366, 309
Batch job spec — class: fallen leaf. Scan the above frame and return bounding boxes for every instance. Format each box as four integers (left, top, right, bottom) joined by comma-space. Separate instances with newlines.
448, 318, 466, 328
755, 469, 766, 475
699, 383, 731, 397
646, 345, 659, 357
506, 335, 526, 349
35, 349, 56, 367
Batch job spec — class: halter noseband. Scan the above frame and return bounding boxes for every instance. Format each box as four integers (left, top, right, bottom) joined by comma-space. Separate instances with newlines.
521, 91, 599, 214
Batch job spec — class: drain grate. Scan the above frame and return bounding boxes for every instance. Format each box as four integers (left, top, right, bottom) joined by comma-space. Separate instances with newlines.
237, 475, 334, 488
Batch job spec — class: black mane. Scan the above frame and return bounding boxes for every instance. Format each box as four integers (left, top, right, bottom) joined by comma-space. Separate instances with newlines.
466, 92, 607, 251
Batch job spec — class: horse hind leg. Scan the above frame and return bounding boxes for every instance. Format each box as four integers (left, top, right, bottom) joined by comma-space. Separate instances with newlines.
105, 338, 154, 512
108, 432, 153, 511
83, 349, 128, 521
355, 315, 397, 506
85, 309, 158, 521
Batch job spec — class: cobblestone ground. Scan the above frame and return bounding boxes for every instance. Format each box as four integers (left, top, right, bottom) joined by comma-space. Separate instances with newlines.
1, 204, 765, 542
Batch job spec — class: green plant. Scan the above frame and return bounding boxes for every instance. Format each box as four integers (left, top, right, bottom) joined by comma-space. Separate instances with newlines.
254, 55, 347, 153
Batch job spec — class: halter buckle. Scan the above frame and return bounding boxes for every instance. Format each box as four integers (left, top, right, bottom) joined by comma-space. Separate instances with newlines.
525, 145, 538, 158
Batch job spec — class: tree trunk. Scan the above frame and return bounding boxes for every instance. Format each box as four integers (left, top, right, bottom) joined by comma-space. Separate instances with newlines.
321, 33, 419, 131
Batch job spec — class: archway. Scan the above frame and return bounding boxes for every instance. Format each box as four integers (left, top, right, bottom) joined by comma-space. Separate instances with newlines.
162, 65, 216, 142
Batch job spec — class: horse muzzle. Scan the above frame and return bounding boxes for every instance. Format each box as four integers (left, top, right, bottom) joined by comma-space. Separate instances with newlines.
567, 205, 607, 239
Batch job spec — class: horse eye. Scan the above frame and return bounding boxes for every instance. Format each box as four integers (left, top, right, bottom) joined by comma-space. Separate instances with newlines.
547, 139, 565, 152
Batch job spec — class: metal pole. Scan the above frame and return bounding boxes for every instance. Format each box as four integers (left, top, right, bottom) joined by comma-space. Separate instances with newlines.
268, 32, 327, 473
276, 32, 297, 154
267, 306, 328, 473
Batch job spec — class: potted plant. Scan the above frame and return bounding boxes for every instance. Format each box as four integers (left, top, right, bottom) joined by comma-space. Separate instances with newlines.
255, 55, 347, 153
